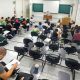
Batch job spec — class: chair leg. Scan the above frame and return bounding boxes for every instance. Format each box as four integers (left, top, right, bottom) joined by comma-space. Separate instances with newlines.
42, 58, 46, 72
71, 69, 75, 80
17, 55, 18, 59
19, 55, 24, 61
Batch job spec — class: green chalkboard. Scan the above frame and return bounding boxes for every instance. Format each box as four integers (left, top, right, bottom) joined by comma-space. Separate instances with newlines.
59, 5, 71, 14
32, 3, 43, 12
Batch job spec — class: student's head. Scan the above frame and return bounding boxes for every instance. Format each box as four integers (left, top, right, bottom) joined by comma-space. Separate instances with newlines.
57, 25, 60, 28
23, 18, 25, 21
51, 23, 54, 27
75, 25, 79, 29
35, 25, 38, 28
7, 17, 10, 19
0, 47, 6, 60
72, 21, 75, 24
55, 29, 58, 32
1, 17, 4, 19
39, 22, 42, 25
21, 16, 23, 18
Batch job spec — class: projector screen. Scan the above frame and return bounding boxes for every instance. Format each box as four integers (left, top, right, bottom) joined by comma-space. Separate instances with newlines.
43, 1, 59, 13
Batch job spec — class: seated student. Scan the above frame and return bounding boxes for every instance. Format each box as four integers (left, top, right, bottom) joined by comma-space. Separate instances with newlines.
0, 17, 4, 25
51, 29, 58, 41
0, 47, 18, 80
0, 17, 6, 29
50, 23, 54, 30
6, 22, 16, 36
11, 16, 15, 25
22, 18, 27, 32
19, 16, 24, 21
0, 63, 18, 80
73, 30, 80, 42
31, 25, 39, 33
45, 19, 50, 26
71, 21, 75, 28
71, 27, 75, 37
38, 22, 43, 30
56, 26, 62, 38
14, 18, 20, 33
30, 15, 34, 26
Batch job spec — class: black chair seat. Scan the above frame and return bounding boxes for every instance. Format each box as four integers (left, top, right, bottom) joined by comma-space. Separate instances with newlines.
46, 54, 60, 65
29, 50, 42, 60
35, 42, 44, 48
38, 35, 47, 41
49, 44, 59, 51
23, 38, 33, 47
64, 46, 76, 54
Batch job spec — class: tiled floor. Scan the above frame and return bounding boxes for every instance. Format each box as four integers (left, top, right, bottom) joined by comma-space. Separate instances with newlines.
3, 31, 80, 80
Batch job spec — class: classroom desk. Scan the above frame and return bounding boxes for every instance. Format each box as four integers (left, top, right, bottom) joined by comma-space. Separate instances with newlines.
43, 15, 52, 20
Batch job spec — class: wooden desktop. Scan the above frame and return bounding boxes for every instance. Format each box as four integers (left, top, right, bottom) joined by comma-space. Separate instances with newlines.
43, 15, 52, 20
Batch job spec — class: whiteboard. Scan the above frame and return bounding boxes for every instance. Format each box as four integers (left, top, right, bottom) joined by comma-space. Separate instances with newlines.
76, 4, 80, 25
43, 1, 59, 13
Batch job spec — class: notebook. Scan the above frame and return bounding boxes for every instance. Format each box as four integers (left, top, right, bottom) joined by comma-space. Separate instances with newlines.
5, 59, 20, 70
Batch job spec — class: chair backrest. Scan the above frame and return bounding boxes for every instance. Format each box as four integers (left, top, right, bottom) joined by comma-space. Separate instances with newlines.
14, 46, 27, 55
65, 58, 80, 70
39, 35, 47, 41
46, 54, 60, 64
64, 46, 76, 54
23, 38, 33, 46
15, 72, 33, 80
35, 42, 44, 48
31, 32, 38, 37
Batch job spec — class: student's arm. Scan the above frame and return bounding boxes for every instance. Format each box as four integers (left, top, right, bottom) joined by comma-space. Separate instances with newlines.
5, 63, 18, 78
20, 77, 24, 80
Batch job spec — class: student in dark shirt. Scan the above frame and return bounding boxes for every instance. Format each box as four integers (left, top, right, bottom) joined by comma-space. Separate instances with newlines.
51, 29, 58, 41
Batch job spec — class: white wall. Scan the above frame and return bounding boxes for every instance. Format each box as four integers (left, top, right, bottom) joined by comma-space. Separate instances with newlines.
0, 0, 29, 18
15, 0, 29, 18
76, 3, 80, 26
0, 0, 14, 18
30, 0, 78, 23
